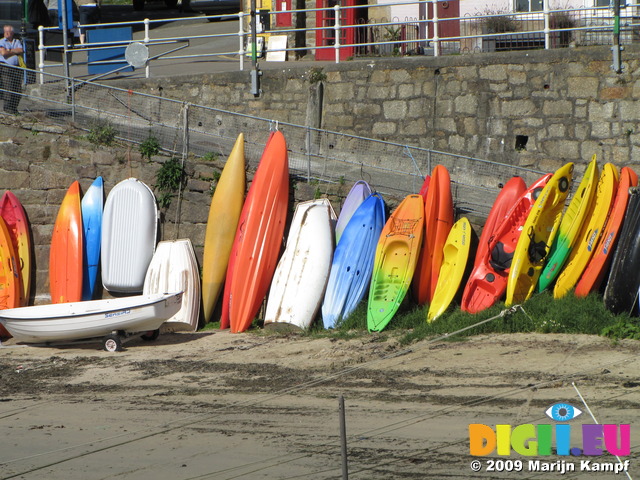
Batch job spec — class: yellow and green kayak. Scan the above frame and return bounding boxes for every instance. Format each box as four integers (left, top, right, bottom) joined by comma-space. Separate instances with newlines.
538, 155, 599, 292
367, 194, 424, 332
506, 162, 574, 306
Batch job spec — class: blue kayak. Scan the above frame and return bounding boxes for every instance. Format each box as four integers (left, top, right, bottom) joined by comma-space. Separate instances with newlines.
322, 193, 385, 328
81, 176, 104, 300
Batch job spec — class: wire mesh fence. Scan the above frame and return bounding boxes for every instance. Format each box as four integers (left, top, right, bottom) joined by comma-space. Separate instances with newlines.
12, 66, 548, 220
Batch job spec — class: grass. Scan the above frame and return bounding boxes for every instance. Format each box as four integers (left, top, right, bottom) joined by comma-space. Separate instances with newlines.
206, 291, 638, 344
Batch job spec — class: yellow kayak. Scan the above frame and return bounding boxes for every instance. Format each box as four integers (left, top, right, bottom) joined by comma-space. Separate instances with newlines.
553, 163, 618, 298
427, 217, 474, 322
201, 133, 246, 324
538, 155, 598, 292
506, 162, 574, 306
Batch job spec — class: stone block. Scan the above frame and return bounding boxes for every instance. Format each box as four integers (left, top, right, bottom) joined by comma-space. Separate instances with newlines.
588, 102, 615, 122
479, 64, 507, 81
567, 77, 599, 99
501, 99, 536, 117
454, 95, 478, 115
541, 139, 579, 160
383, 101, 408, 120
542, 100, 573, 116
372, 122, 396, 135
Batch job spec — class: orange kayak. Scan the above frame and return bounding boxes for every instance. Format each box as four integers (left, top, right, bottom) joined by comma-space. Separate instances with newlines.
575, 166, 638, 297
412, 165, 453, 305
50, 181, 83, 304
229, 131, 289, 333
0, 191, 32, 306
0, 214, 19, 336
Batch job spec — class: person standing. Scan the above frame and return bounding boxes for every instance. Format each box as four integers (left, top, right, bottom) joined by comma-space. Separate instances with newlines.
0, 25, 24, 115
75, 0, 101, 44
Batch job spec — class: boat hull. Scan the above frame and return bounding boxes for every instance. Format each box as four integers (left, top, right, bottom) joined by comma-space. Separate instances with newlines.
0, 292, 183, 343
335, 180, 371, 244
0, 191, 32, 306
81, 176, 104, 301
264, 199, 336, 330
144, 239, 201, 332
101, 178, 158, 294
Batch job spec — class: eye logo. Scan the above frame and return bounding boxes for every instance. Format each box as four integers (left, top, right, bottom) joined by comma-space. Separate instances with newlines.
545, 403, 582, 422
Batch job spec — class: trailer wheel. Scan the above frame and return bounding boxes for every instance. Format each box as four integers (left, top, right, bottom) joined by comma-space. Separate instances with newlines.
103, 334, 123, 352
141, 329, 160, 341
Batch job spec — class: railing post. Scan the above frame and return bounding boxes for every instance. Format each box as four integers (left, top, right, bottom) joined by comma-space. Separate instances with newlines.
144, 18, 150, 78
37, 25, 45, 85
334, 4, 341, 64
70, 77, 75, 122
238, 11, 245, 71
431, 0, 439, 57
543, 0, 550, 49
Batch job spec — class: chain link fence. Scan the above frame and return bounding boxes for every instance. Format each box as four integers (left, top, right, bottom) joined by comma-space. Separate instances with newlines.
13, 66, 547, 219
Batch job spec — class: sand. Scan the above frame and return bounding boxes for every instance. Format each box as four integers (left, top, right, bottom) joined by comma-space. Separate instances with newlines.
0, 329, 638, 479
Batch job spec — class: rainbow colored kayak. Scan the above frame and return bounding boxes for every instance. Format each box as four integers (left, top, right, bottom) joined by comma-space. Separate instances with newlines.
368, 194, 424, 332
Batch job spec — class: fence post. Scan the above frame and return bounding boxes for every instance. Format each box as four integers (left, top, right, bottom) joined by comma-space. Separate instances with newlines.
144, 18, 150, 78
70, 77, 75, 122
339, 395, 348, 480
431, 0, 439, 57
543, 0, 550, 49
238, 11, 245, 71
37, 26, 45, 85
334, 4, 341, 64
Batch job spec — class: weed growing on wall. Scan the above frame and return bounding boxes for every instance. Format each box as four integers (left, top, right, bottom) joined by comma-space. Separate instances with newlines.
87, 121, 117, 146
155, 157, 185, 209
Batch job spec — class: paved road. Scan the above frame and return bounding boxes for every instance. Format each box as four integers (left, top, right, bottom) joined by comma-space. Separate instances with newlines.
39, 2, 329, 81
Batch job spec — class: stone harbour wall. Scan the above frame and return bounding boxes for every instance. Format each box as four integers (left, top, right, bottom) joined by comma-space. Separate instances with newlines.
112, 45, 640, 171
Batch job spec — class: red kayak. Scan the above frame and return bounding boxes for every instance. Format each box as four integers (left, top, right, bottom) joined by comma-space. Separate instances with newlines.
460, 173, 552, 314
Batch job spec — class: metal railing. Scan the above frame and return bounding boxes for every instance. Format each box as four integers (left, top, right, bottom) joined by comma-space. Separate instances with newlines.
33, 1, 640, 80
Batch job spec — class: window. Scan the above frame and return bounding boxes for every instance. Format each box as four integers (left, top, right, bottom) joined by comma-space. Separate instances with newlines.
595, 0, 609, 5
515, 0, 543, 12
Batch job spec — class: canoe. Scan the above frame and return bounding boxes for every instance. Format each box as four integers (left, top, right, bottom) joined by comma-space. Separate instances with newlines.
427, 217, 475, 322
322, 193, 385, 328
101, 178, 158, 294
335, 180, 371, 244
603, 187, 640, 315
553, 163, 618, 299
412, 165, 453, 305
202, 133, 245, 324
144, 239, 201, 332
474, 177, 527, 270
368, 194, 424, 332
264, 199, 337, 330
538, 156, 598, 292
506, 162, 574, 306
81, 176, 104, 300
0, 191, 32, 306
461, 173, 551, 314
575, 167, 638, 297
0, 292, 183, 345
50, 181, 83, 304
0, 215, 19, 315
229, 130, 289, 334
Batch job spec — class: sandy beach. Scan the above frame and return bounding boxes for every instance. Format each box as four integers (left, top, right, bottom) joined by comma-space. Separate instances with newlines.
0, 329, 638, 479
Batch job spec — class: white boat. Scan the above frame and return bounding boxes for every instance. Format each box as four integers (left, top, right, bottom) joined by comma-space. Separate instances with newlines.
264, 199, 336, 330
143, 239, 201, 332
0, 292, 183, 349
101, 178, 159, 294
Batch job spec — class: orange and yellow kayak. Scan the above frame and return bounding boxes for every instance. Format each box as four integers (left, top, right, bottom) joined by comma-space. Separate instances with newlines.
50, 181, 84, 304
575, 166, 638, 297
0, 214, 20, 336
0, 191, 32, 306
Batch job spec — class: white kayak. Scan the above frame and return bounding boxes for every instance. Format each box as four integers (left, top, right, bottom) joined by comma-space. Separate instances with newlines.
143, 239, 201, 332
0, 292, 183, 349
264, 198, 336, 330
